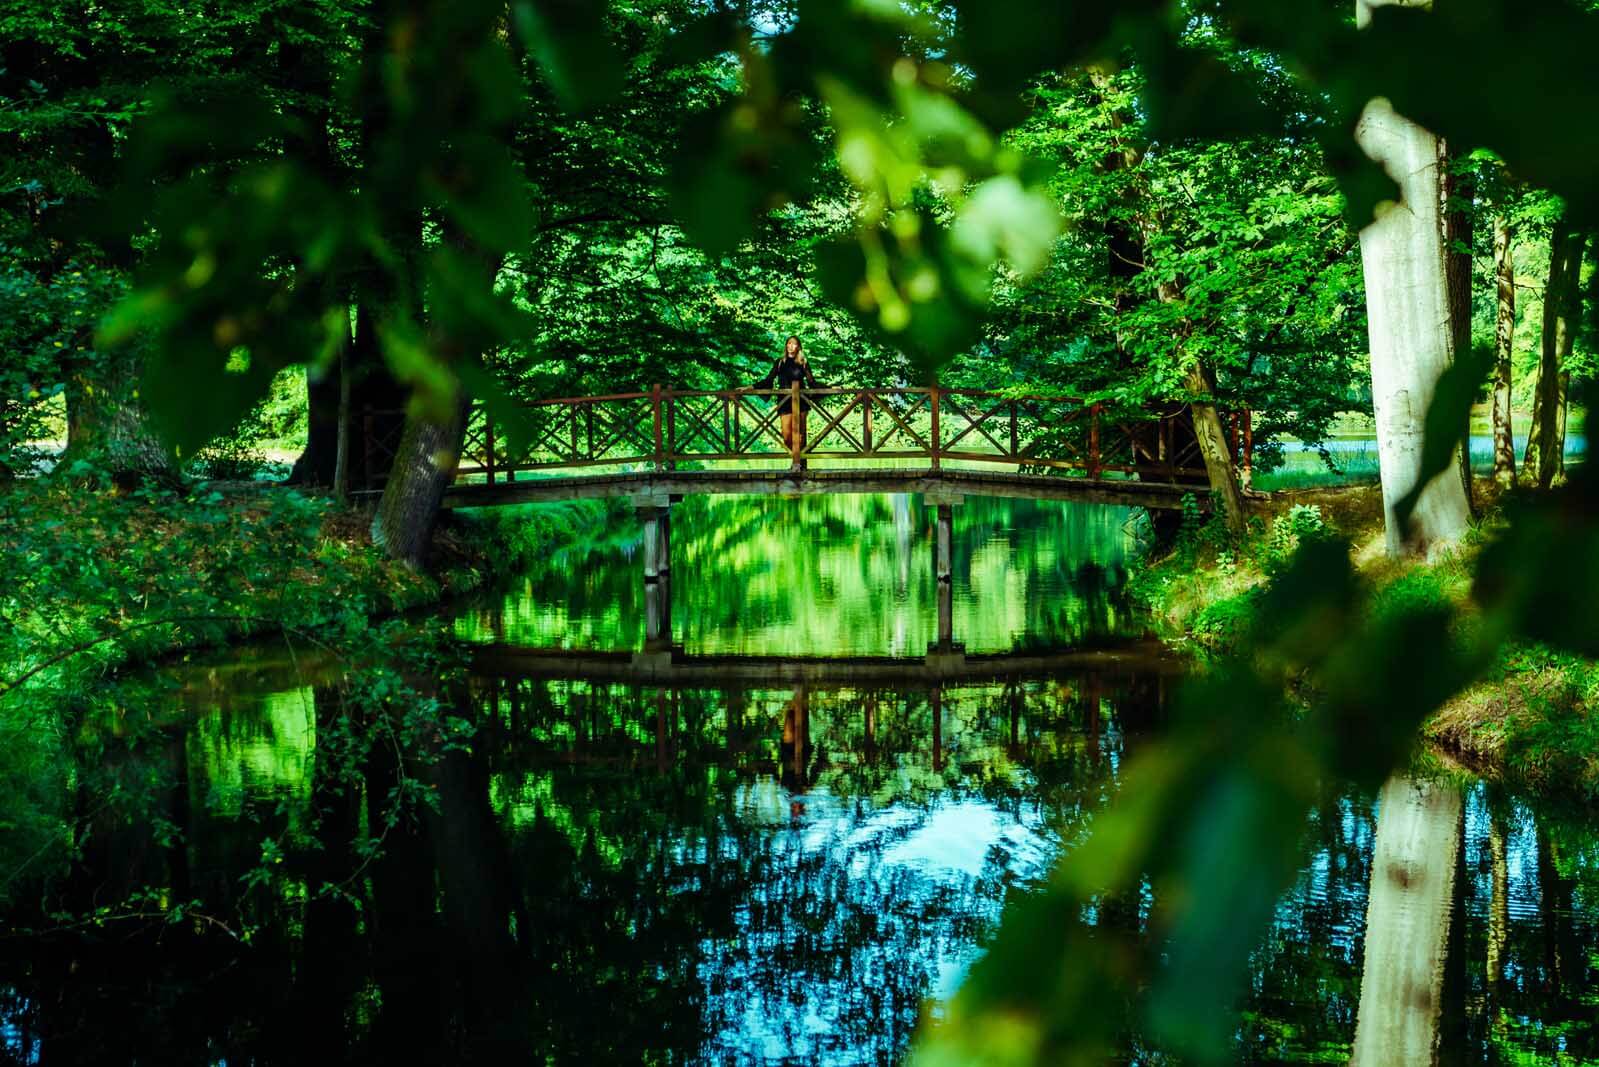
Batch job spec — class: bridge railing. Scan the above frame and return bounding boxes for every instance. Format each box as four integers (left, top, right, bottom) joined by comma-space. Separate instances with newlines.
447, 386, 1253, 487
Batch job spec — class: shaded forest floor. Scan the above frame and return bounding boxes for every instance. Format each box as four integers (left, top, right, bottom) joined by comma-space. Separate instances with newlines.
1131, 480, 1599, 801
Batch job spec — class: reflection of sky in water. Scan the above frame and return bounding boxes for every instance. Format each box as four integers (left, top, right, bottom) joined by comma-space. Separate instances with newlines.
701, 788, 1059, 1063
1, 996, 39, 1067
475, 679, 1124, 1064
11, 556, 1599, 1065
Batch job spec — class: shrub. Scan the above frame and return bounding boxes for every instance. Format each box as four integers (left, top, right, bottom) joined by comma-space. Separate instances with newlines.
1261, 504, 1329, 572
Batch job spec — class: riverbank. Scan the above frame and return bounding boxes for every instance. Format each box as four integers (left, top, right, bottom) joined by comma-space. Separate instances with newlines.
1130, 483, 1599, 801
0, 478, 616, 911
0, 479, 612, 698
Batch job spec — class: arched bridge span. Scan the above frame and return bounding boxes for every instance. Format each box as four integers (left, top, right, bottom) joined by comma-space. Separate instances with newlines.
359, 385, 1253, 510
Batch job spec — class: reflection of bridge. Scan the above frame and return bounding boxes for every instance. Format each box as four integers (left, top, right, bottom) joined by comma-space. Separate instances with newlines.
400, 385, 1252, 510
469, 641, 1184, 687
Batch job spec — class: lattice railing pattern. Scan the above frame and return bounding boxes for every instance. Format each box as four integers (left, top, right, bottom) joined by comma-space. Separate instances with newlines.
443, 385, 1254, 486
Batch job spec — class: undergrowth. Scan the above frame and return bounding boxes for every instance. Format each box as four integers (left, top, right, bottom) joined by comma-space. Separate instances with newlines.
1135, 488, 1599, 801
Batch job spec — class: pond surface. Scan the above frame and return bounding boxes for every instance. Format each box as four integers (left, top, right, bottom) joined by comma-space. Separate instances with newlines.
4, 495, 1599, 1065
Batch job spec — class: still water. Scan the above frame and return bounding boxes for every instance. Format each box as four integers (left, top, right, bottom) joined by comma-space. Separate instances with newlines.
456, 494, 1146, 655
4, 495, 1598, 1065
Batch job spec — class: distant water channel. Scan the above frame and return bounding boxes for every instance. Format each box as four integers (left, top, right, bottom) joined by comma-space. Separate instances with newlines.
4, 496, 1598, 1064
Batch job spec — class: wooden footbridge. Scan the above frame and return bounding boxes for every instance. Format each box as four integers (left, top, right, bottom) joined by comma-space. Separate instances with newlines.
357, 385, 1253, 510
355, 385, 1253, 655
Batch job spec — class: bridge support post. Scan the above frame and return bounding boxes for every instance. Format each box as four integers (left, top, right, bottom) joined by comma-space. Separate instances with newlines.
925, 493, 965, 669
635, 495, 674, 654
644, 572, 672, 652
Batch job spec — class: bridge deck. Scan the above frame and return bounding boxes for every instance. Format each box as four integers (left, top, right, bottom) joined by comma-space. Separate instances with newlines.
444, 467, 1210, 509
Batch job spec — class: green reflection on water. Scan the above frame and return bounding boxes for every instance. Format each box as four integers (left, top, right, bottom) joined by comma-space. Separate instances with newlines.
10, 497, 1599, 1065
455, 494, 1144, 655
187, 688, 317, 820
13, 665, 1599, 1065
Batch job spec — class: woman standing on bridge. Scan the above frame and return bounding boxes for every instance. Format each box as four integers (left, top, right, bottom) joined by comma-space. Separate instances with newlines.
753, 335, 819, 471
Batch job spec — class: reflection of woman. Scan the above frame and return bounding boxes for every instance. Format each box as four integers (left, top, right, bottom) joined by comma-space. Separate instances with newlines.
780, 686, 810, 797
753, 335, 819, 471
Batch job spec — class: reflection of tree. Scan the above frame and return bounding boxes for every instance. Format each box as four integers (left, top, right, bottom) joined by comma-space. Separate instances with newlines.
1349, 776, 1462, 1065
475, 675, 1150, 1062
1240, 794, 1374, 1061
458, 493, 1146, 655
17, 666, 1599, 1064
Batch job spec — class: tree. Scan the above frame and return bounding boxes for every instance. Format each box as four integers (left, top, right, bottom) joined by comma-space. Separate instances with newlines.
947, 70, 1364, 502
1492, 212, 1517, 485
1091, 69, 1248, 534
1439, 140, 1476, 512
1523, 217, 1583, 488
1353, 0, 1474, 558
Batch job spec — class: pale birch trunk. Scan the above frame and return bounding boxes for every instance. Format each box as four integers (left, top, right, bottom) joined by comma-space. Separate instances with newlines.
1355, 0, 1472, 558
1491, 215, 1517, 486
1349, 775, 1463, 1067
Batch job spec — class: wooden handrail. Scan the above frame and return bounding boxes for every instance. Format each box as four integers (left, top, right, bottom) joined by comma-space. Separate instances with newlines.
429, 386, 1254, 488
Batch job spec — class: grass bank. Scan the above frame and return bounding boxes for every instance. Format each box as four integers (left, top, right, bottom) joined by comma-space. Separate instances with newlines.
1130, 483, 1599, 801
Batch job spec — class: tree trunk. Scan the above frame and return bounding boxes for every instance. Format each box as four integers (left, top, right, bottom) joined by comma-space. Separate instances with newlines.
1485, 808, 1508, 1039
289, 298, 406, 488
1524, 220, 1582, 488
333, 338, 352, 504
288, 363, 342, 487
1183, 362, 1248, 536
1551, 235, 1595, 486
61, 352, 178, 484
1439, 138, 1476, 512
1491, 214, 1517, 486
1354, 0, 1473, 558
370, 393, 471, 568
1553, 369, 1570, 485
279, 35, 345, 490
1349, 775, 1463, 1066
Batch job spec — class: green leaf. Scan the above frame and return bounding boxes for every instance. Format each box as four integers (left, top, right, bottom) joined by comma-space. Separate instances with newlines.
1393, 345, 1492, 534
512, 0, 622, 110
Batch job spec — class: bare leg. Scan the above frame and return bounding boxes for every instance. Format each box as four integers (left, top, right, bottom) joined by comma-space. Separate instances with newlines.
780, 413, 796, 468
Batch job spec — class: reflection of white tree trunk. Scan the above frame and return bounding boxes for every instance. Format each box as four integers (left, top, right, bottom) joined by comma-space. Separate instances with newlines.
1350, 775, 1463, 1066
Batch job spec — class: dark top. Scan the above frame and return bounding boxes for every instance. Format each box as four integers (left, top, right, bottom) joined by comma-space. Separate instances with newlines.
755, 355, 820, 413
